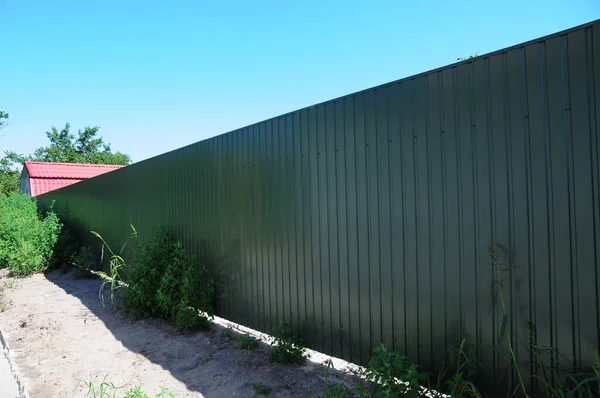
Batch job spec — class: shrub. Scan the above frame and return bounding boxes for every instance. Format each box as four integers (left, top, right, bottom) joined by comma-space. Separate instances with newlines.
0, 193, 61, 275
123, 226, 168, 319
72, 245, 99, 279
364, 344, 427, 398
124, 225, 214, 330
252, 382, 272, 396
236, 333, 258, 350
269, 322, 306, 364
50, 226, 78, 270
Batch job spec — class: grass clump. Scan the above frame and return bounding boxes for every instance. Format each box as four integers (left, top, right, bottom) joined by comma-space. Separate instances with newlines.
269, 322, 306, 364
236, 333, 258, 350
307, 360, 350, 398
252, 382, 272, 396
80, 375, 175, 398
123, 386, 149, 398
3, 277, 17, 289
124, 386, 173, 398
0, 193, 61, 275
80, 374, 117, 398
122, 225, 214, 330
93, 224, 137, 310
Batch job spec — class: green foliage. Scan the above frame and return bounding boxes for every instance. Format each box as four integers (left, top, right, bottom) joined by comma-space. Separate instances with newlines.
0, 152, 22, 195
488, 246, 529, 397
307, 360, 350, 398
364, 344, 427, 398
80, 376, 174, 398
0, 121, 131, 195
123, 225, 214, 330
269, 322, 306, 364
80, 374, 117, 398
51, 226, 80, 270
155, 387, 175, 398
236, 333, 258, 350
124, 386, 149, 398
428, 340, 481, 398
0, 193, 62, 274
221, 328, 234, 340
3, 277, 18, 289
0, 110, 8, 130
93, 224, 138, 310
123, 226, 169, 319
252, 382, 272, 396
525, 321, 598, 398
33, 124, 131, 165
73, 246, 99, 279
457, 53, 479, 61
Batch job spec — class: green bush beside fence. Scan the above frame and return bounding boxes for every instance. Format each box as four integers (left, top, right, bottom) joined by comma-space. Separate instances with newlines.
0, 192, 62, 274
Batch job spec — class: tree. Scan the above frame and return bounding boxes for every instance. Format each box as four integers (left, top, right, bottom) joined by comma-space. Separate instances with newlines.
0, 122, 131, 195
0, 111, 8, 131
457, 53, 479, 61
32, 123, 131, 165
0, 154, 22, 195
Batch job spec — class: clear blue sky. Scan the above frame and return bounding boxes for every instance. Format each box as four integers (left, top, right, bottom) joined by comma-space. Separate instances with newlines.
1, 0, 598, 163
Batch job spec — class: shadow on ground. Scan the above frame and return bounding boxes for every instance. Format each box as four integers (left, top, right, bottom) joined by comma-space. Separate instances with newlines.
43, 270, 360, 397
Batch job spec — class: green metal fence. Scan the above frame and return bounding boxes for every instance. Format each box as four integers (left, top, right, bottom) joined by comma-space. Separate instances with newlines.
38, 20, 600, 395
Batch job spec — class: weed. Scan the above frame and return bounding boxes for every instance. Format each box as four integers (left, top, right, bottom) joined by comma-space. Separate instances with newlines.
0, 193, 61, 275
3, 277, 17, 289
307, 360, 350, 398
92, 224, 137, 311
436, 339, 481, 397
124, 386, 150, 398
51, 225, 80, 270
488, 246, 528, 397
252, 382, 272, 396
221, 328, 234, 340
526, 321, 598, 397
79, 374, 117, 398
364, 343, 427, 398
155, 386, 175, 398
79, 376, 174, 398
236, 333, 258, 350
124, 226, 214, 330
124, 386, 174, 398
0, 303, 6, 312
269, 322, 306, 364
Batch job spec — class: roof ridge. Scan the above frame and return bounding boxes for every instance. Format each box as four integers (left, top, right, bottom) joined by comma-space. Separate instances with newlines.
25, 161, 124, 167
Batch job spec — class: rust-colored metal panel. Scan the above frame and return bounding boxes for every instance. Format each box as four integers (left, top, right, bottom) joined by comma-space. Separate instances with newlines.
37, 20, 600, 396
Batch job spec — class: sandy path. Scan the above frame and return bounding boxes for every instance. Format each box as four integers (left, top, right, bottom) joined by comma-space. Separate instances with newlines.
0, 270, 359, 398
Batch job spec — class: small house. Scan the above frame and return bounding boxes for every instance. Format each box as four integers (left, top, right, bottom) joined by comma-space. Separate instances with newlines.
20, 161, 124, 197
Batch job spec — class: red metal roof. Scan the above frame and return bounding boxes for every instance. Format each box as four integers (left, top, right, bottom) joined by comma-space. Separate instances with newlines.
24, 161, 124, 197
24, 161, 124, 179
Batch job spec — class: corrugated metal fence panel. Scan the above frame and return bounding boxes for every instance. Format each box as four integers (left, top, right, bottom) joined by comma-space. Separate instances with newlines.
37, 20, 600, 394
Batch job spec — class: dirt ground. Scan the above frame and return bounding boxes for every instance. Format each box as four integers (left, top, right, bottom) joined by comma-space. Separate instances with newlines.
0, 269, 363, 398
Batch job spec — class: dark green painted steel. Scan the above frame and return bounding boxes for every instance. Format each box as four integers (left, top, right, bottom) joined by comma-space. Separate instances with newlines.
38, 20, 600, 393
